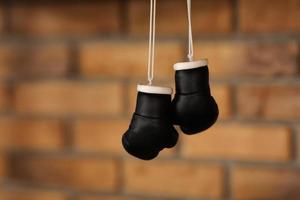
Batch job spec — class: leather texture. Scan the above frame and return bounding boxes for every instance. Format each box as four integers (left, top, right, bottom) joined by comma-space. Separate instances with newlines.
122, 92, 178, 160
172, 65, 219, 134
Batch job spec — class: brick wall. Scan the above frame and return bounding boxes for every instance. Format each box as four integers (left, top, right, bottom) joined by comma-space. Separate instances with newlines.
0, 0, 300, 200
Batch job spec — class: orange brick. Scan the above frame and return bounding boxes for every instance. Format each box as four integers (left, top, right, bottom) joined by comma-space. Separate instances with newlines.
0, 154, 6, 180
0, 43, 69, 78
194, 41, 298, 78
78, 196, 139, 200
79, 41, 182, 80
211, 84, 231, 119
297, 127, 300, 160
232, 167, 300, 199
0, 83, 9, 112
0, 188, 69, 200
73, 119, 128, 155
73, 119, 176, 157
0, 6, 4, 34
11, 1, 120, 37
124, 160, 224, 198
237, 84, 300, 120
128, 0, 232, 36
14, 81, 123, 116
0, 118, 65, 151
181, 123, 291, 161
10, 156, 118, 192
240, 0, 300, 33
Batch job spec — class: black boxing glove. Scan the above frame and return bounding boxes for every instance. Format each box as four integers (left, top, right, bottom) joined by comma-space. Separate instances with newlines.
171, 59, 219, 134
122, 85, 179, 160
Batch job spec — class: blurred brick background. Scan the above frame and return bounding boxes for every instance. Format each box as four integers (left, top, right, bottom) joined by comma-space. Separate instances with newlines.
0, 0, 300, 199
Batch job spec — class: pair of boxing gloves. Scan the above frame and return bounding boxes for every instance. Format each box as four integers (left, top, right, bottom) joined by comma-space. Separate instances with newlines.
122, 59, 219, 160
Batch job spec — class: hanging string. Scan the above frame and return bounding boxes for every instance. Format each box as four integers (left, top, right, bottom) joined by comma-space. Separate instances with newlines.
147, 0, 156, 85
187, 0, 194, 61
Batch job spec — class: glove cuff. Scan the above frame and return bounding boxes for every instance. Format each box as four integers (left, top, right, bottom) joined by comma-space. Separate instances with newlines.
137, 84, 172, 95
173, 59, 208, 71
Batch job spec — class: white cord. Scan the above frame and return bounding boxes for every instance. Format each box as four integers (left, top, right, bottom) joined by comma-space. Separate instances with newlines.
187, 0, 194, 62
147, 0, 156, 85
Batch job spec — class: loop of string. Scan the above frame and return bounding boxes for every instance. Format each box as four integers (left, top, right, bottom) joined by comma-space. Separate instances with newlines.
187, 0, 194, 61
147, 0, 156, 85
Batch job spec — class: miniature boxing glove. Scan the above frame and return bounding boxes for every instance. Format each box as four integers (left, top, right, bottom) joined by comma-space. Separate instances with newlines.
122, 85, 179, 160
171, 59, 219, 134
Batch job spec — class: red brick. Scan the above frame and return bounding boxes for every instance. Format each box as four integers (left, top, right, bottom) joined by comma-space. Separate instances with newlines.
128, 0, 232, 36
194, 41, 298, 78
79, 41, 182, 80
73, 119, 128, 155
0, 83, 9, 112
0, 118, 65, 151
11, 1, 120, 37
10, 156, 118, 192
232, 167, 300, 199
181, 123, 291, 161
237, 84, 300, 120
240, 0, 300, 33
124, 160, 224, 198
0, 43, 69, 78
0, 188, 68, 200
14, 81, 123, 116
